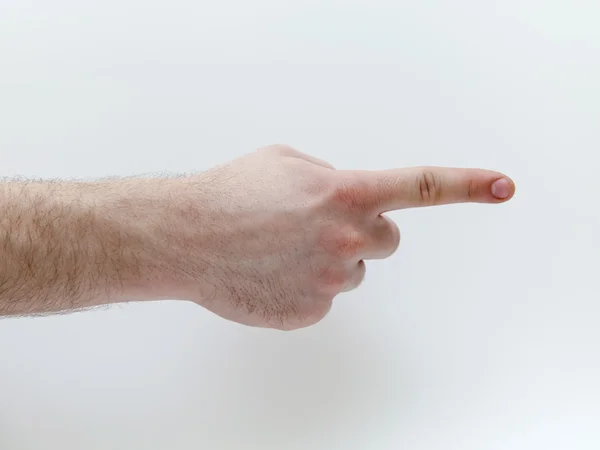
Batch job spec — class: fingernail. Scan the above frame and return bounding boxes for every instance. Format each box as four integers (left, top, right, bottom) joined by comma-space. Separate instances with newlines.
491, 178, 511, 199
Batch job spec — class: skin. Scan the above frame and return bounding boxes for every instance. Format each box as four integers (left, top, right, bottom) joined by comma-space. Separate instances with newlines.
0, 145, 515, 330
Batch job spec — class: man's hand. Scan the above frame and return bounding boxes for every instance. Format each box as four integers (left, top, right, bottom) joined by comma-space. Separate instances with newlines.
0, 145, 515, 329
152, 145, 515, 329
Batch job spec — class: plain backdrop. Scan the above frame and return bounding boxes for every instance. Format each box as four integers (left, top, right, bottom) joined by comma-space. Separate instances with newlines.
1, 1, 599, 449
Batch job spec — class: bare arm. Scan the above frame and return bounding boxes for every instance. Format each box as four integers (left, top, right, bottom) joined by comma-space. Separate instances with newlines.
1, 181, 121, 314
0, 145, 515, 328
0, 178, 198, 315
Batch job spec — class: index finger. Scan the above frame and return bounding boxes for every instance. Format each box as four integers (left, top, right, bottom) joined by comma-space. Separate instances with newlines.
350, 166, 516, 213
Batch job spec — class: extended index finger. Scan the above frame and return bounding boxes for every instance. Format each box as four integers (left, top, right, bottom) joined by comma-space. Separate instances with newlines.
350, 166, 516, 213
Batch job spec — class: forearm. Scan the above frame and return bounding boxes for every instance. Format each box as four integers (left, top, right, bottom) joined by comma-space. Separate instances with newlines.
0, 179, 183, 316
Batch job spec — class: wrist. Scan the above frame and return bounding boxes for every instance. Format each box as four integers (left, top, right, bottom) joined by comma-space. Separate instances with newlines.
88, 176, 217, 304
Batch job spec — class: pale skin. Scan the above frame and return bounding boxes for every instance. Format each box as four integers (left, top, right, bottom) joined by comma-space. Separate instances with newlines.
0, 145, 515, 330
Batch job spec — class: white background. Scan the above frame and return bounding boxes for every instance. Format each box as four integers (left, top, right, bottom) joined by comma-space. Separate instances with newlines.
1, 1, 599, 449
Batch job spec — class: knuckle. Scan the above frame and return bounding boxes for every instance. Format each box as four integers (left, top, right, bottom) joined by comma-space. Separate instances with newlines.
468, 178, 477, 200
349, 262, 367, 290
317, 266, 347, 292
318, 225, 366, 259
387, 223, 401, 255
369, 217, 401, 259
330, 178, 371, 211
304, 300, 333, 327
417, 170, 441, 205
357, 262, 367, 285
335, 230, 366, 259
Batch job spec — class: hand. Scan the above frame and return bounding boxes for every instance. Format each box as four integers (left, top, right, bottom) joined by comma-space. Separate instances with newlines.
152, 145, 515, 330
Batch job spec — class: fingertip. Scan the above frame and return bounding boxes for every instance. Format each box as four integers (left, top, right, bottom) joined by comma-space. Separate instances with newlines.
491, 177, 516, 201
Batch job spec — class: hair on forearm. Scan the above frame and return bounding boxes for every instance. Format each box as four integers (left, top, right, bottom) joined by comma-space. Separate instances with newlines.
0, 180, 111, 316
